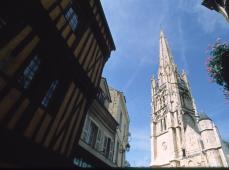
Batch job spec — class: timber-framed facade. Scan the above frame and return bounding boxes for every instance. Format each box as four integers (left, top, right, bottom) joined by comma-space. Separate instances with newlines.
0, 0, 115, 167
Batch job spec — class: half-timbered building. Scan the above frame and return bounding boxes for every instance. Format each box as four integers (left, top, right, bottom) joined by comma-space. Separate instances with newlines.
0, 0, 115, 167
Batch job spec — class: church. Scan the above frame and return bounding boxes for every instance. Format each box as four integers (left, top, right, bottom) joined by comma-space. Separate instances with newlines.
150, 31, 229, 167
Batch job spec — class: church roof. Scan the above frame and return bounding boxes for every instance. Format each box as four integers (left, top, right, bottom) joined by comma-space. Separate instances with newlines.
198, 112, 212, 121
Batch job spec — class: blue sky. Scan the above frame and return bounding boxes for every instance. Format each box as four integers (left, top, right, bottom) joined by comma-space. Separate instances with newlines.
101, 0, 229, 167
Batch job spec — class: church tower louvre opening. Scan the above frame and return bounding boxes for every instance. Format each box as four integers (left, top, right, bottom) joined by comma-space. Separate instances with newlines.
150, 31, 229, 167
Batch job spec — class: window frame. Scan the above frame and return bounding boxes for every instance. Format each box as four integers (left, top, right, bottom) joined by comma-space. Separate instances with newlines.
87, 119, 99, 148
102, 135, 114, 160
164, 117, 166, 130
64, 6, 78, 32
41, 80, 59, 107
18, 54, 41, 89
81, 115, 91, 143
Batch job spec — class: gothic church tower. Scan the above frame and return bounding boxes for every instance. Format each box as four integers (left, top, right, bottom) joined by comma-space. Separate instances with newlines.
150, 31, 229, 167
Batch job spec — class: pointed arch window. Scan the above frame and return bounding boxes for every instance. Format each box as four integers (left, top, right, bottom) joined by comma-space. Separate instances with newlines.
164, 117, 167, 130
41, 80, 59, 107
160, 98, 162, 108
156, 98, 159, 110
160, 119, 163, 132
181, 94, 184, 106
178, 127, 182, 143
182, 148, 186, 157
163, 95, 166, 106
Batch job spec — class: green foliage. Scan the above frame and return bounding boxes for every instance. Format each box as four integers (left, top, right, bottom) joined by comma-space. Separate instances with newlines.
206, 39, 229, 99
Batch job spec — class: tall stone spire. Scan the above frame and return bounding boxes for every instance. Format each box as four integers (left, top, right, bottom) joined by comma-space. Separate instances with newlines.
151, 31, 199, 167
158, 30, 176, 86
151, 30, 229, 168
159, 31, 173, 66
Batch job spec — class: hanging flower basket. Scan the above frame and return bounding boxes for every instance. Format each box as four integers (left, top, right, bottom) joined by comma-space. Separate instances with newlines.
206, 38, 229, 99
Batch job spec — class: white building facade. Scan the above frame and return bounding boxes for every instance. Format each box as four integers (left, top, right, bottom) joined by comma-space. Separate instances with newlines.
150, 31, 229, 167
78, 78, 130, 167
78, 78, 118, 167
108, 87, 130, 167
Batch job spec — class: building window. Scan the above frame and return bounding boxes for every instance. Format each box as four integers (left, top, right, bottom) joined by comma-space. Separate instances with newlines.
164, 117, 166, 130
81, 117, 115, 160
82, 115, 91, 143
88, 120, 99, 148
82, 117, 105, 152
18, 55, 41, 89
200, 140, 204, 149
179, 127, 182, 143
163, 95, 166, 106
64, 7, 78, 31
41, 80, 59, 107
103, 136, 114, 160
160, 119, 163, 132
103, 136, 108, 157
181, 94, 185, 106
97, 90, 106, 105
95, 129, 103, 151
109, 140, 114, 161
159, 117, 167, 133
182, 149, 186, 157
160, 98, 162, 108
